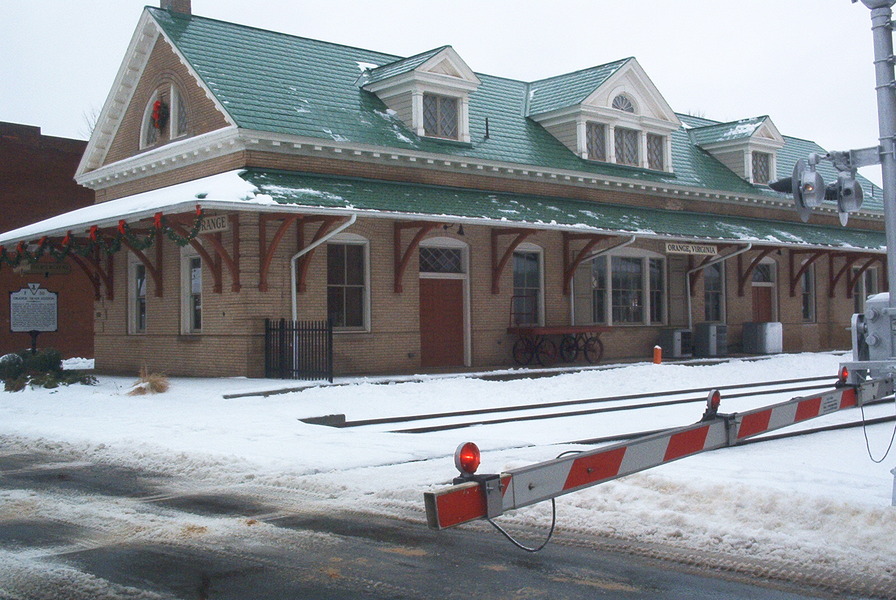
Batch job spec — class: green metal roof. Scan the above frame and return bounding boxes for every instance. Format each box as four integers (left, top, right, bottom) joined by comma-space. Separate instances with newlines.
242, 170, 886, 251
362, 46, 450, 85
147, 8, 883, 217
688, 117, 768, 146
526, 59, 630, 116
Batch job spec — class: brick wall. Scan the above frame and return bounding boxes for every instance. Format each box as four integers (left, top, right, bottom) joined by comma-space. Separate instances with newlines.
0, 123, 96, 359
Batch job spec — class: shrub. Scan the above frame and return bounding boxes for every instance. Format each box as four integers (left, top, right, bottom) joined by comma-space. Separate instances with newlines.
1, 348, 95, 392
0, 353, 25, 381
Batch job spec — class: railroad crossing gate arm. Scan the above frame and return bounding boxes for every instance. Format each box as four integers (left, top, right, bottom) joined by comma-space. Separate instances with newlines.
424, 377, 893, 531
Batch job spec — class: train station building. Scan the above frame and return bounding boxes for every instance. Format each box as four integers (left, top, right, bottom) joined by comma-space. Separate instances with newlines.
0, 1, 887, 378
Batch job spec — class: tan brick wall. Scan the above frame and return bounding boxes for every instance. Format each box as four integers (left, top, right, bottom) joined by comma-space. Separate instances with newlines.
102, 35, 230, 170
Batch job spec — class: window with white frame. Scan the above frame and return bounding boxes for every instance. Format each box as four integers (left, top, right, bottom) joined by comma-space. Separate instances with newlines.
801, 264, 816, 323
573, 250, 666, 325
171, 85, 189, 139
647, 133, 664, 171
129, 259, 147, 334
752, 151, 771, 185
586, 122, 607, 162
422, 93, 459, 140
326, 237, 369, 330
704, 262, 725, 322
614, 127, 640, 167
512, 247, 543, 325
181, 253, 202, 333
140, 84, 189, 149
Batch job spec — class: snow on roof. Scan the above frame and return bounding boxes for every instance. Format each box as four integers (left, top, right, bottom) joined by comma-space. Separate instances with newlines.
0, 170, 276, 245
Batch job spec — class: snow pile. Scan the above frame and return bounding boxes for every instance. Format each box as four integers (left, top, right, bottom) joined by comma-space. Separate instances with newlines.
1, 352, 894, 582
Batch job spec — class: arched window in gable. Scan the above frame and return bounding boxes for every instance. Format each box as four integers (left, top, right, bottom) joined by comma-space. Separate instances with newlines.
139, 83, 189, 149
611, 94, 635, 113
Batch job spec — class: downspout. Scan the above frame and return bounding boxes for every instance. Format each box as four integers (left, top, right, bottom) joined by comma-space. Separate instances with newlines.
290, 213, 358, 321
686, 243, 752, 331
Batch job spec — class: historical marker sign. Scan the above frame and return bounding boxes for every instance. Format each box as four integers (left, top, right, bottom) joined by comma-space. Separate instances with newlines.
10, 284, 58, 333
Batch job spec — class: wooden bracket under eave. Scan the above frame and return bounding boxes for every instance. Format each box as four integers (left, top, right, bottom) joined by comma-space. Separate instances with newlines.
787, 249, 824, 297
69, 249, 113, 301
491, 228, 533, 294
121, 236, 163, 298
394, 221, 440, 293
736, 248, 776, 297
295, 216, 343, 293
259, 214, 299, 292
561, 232, 610, 296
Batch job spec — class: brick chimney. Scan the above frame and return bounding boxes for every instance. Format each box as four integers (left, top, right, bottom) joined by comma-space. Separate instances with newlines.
160, 0, 191, 14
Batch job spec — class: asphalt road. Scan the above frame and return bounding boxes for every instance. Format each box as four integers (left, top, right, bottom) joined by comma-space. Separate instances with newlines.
0, 447, 880, 600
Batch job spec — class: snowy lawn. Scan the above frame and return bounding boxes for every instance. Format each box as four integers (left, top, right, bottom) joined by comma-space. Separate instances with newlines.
1, 352, 894, 583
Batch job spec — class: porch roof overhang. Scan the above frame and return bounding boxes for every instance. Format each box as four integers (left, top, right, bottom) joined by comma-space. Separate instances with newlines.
0, 169, 886, 254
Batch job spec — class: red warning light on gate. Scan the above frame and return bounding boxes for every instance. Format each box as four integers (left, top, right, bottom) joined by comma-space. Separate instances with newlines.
454, 442, 481, 476
838, 366, 850, 386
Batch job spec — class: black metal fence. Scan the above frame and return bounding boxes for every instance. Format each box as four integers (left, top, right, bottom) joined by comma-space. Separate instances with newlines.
264, 319, 333, 382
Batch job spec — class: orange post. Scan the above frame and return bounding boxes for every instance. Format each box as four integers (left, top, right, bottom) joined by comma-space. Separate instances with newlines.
653, 345, 662, 364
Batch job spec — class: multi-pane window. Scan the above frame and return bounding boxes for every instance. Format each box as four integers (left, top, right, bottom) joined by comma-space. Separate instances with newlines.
586, 122, 606, 161
611, 257, 643, 323
132, 263, 147, 334
704, 263, 724, 322
422, 94, 459, 139
420, 247, 463, 274
327, 243, 366, 329
574, 254, 665, 325
185, 256, 202, 333
142, 93, 160, 148
801, 266, 816, 323
615, 127, 639, 166
647, 133, 664, 171
512, 251, 541, 325
752, 151, 771, 184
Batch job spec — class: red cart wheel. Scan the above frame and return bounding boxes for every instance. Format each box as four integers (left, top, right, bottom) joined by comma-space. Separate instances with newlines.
535, 338, 558, 367
583, 336, 604, 364
512, 337, 535, 366
558, 335, 579, 362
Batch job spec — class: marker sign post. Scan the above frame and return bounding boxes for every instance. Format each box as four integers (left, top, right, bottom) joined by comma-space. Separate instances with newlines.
10, 284, 58, 354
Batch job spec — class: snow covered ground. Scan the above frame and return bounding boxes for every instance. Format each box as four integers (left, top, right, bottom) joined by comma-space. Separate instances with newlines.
2, 352, 895, 585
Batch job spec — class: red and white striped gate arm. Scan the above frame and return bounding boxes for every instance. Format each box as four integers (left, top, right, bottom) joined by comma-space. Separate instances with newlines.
425, 377, 893, 530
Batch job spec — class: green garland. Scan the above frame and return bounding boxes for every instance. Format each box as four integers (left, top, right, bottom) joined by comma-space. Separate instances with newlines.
0, 208, 205, 266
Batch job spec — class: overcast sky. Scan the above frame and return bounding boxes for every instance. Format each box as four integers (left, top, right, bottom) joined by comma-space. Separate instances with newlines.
0, 1, 886, 185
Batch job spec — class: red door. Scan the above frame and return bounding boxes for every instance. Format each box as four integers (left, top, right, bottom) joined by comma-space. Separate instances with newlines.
419, 278, 465, 368
752, 287, 773, 322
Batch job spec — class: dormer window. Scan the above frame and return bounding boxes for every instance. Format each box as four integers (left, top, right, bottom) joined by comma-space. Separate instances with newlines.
612, 94, 635, 113
690, 117, 784, 184
529, 58, 680, 173
360, 46, 481, 144
423, 94, 459, 139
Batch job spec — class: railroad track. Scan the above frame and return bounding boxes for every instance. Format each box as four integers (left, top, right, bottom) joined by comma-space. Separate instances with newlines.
299, 375, 838, 432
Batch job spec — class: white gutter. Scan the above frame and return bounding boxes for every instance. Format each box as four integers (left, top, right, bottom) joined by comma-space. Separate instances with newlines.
290, 213, 357, 321
686, 243, 753, 331
582, 234, 637, 262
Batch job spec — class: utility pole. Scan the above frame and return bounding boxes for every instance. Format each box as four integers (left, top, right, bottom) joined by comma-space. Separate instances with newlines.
859, 1, 896, 356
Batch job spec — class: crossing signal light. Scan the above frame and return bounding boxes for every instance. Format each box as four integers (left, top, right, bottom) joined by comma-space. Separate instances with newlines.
834, 172, 864, 225
454, 442, 481, 477
770, 155, 864, 224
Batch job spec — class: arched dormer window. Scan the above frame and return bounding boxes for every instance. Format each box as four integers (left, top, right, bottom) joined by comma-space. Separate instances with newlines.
611, 94, 635, 113
140, 91, 164, 149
